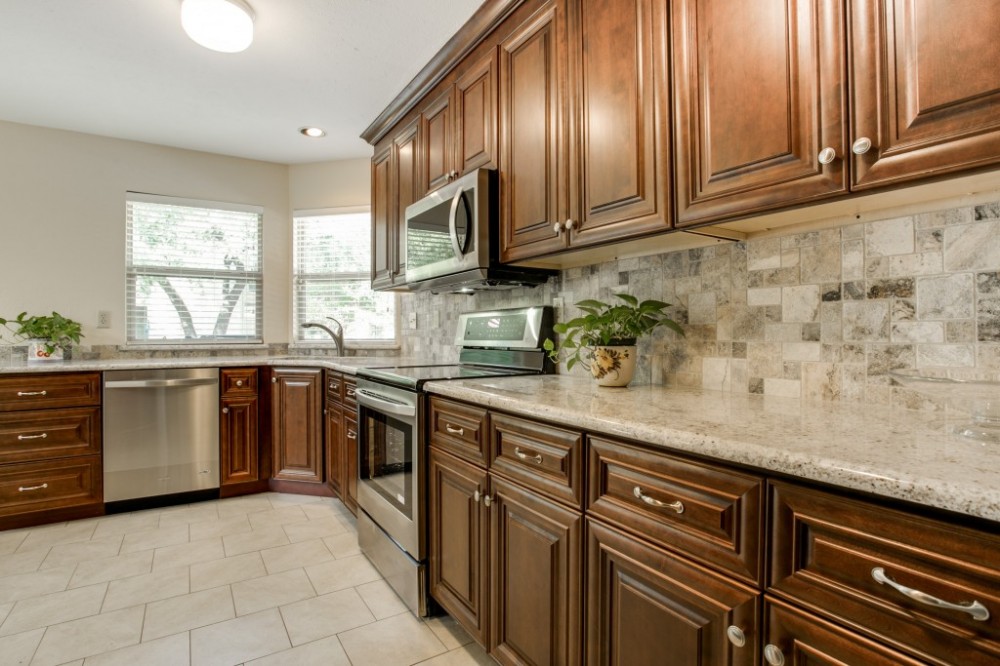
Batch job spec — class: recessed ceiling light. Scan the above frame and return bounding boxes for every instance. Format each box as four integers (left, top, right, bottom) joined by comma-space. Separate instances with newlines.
299, 127, 327, 138
181, 0, 255, 53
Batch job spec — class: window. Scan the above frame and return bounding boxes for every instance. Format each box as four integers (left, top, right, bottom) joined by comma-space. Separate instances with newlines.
126, 193, 263, 344
293, 208, 396, 344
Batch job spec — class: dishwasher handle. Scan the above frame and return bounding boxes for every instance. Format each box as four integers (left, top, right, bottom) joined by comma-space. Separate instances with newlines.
104, 377, 219, 389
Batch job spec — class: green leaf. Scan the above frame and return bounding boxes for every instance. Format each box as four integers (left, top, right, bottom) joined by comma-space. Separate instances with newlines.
615, 293, 638, 307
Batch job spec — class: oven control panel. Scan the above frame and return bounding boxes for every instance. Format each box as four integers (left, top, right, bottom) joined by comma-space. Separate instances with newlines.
456, 306, 552, 350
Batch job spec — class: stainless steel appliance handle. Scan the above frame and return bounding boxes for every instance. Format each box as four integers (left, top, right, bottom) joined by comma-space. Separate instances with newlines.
104, 378, 219, 389
356, 389, 416, 418
448, 187, 465, 259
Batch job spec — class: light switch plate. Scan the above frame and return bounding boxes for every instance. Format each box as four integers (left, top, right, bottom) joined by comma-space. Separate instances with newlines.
408, 312, 418, 329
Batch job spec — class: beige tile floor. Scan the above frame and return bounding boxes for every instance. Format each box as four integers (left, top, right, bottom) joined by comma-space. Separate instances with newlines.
0, 493, 494, 666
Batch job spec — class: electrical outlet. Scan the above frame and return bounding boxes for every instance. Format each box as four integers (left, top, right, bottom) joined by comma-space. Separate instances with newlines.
408, 312, 418, 329
552, 296, 564, 310
97, 310, 111, 329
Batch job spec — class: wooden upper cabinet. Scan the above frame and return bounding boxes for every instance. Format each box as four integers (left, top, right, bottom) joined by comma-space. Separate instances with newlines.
570, 0, 671, 245
850, 0, 1000, 189
672, 0, 848, 227
456, 48, 499, 174
500, 0, 569, 262
370, 144, 393, 290
422, 89, 455, 194
393, 118, 420, 283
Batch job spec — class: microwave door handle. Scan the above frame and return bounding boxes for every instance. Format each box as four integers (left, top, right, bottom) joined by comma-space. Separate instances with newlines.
448, 187, 465, 258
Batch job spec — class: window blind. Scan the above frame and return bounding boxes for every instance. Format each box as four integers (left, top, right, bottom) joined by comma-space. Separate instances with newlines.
126, 192, 263, 344
293, 209, 396, 342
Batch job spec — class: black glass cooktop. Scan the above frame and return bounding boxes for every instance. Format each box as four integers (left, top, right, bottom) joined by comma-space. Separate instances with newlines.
357, 364, 533, 390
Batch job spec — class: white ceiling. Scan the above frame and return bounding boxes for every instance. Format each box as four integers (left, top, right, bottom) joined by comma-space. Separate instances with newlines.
0, 0, 484, 164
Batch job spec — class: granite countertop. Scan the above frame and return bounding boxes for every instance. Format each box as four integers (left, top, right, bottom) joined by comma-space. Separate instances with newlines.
425, 375, 1000, 523
0, 355, 422, 376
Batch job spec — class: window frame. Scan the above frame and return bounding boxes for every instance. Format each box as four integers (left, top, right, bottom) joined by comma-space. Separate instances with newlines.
125, 192, 264, 348
291, 206, 399, 349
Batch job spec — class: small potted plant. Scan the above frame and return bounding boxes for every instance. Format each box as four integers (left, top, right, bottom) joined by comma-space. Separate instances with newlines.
544, 294, 683, 387
0, 311, 84, 362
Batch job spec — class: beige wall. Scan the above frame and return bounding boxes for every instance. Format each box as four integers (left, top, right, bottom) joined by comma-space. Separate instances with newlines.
0, 120, 372, 347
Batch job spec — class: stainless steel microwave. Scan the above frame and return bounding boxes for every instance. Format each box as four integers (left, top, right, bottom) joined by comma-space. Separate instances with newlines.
404, 169, 553, 292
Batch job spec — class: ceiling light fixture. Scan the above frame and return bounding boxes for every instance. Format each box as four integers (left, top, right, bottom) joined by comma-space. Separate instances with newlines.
299, 127, 327, 138
181, 0, 255, 53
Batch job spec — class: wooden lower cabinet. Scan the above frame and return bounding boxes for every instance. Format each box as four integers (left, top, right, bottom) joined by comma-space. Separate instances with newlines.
342, 412, 359, 514
490, 474, 582, 666
429, 447, 490, 645
270, 368, 323, 484
763, 596, 925, 665
220, 395, 259, 486
586, 519, 759, 666
325, 401, 343, 498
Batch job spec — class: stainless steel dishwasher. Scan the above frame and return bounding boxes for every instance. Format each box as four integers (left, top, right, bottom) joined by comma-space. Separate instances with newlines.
103, 368, 220, 503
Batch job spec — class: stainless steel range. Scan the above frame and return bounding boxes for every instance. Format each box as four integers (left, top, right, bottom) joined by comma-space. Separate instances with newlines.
354, 305, 553, 616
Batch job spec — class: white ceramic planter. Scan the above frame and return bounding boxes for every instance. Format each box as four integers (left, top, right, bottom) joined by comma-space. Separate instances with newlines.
589, 345, 637, 387
27, 339, 63, 362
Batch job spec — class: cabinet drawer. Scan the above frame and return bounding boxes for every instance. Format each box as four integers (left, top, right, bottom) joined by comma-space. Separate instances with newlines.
489, 412, 583, 508
0, 373, 100, 411
429, 397, 488, 467
343, 377, 357, 411
221, 368, 257, 396
769, 481, 1000, 665
0, 455, 102, 517
588, 436, 764, 584
326, 372, 344, 404
0, 407, 101, 463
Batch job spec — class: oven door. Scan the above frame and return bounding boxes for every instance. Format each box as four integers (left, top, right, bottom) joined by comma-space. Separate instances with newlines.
355, 379, 424, 560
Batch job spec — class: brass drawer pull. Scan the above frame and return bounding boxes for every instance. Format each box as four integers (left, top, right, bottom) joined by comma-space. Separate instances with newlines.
17, 433, 48, 441
871, 567, 990, 621
346, 388, 356, 398
444, 424, 465, 436
329, 381, 340, 390
235, 379, 244, 387
16, 390, 47, 397
633, 486, 684, 514
18, 483, 48, 492
347, 429, 357, 440
514, 447, 543, 464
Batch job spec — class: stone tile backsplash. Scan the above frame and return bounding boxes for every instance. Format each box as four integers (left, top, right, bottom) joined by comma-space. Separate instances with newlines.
399, 197, 1000, 410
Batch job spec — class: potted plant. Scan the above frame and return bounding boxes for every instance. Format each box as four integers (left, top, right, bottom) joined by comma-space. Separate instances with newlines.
0, 311, 84, 362
544, 294, 683, 387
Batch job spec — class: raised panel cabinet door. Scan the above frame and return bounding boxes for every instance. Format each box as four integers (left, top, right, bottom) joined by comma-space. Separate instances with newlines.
499, 0, 570, 261
428, 448, 489, 646
220, 396, 259, 486
850, 0, 1000, 188
422, 88, 455, 194
672, 0, 848, 226
271, 368, 323, 483
489, 474, 582, 666
393, 117, 420, 284
571, 0, 671, 246
456, 48, 499, 174
343, 412, 359, 514
763, 597, 927, 665
585, 519, 760, 666
371, 144, 394, 289
325, 401, 343, 498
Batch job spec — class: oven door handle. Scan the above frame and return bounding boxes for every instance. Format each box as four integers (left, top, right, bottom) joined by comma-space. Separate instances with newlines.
356, 389, 417, 419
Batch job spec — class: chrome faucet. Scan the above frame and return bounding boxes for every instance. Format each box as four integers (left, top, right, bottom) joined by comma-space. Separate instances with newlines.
301, 316, 345, 356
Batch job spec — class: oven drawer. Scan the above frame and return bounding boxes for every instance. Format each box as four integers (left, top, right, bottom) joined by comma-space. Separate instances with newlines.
0, 407, 101, 464
769, 481, 1000, 664
0, 455, 102, 517
429, 397, 488, 467
0, 373, 101, 412
489, 412, 583, 508
588, 436, 764, 584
